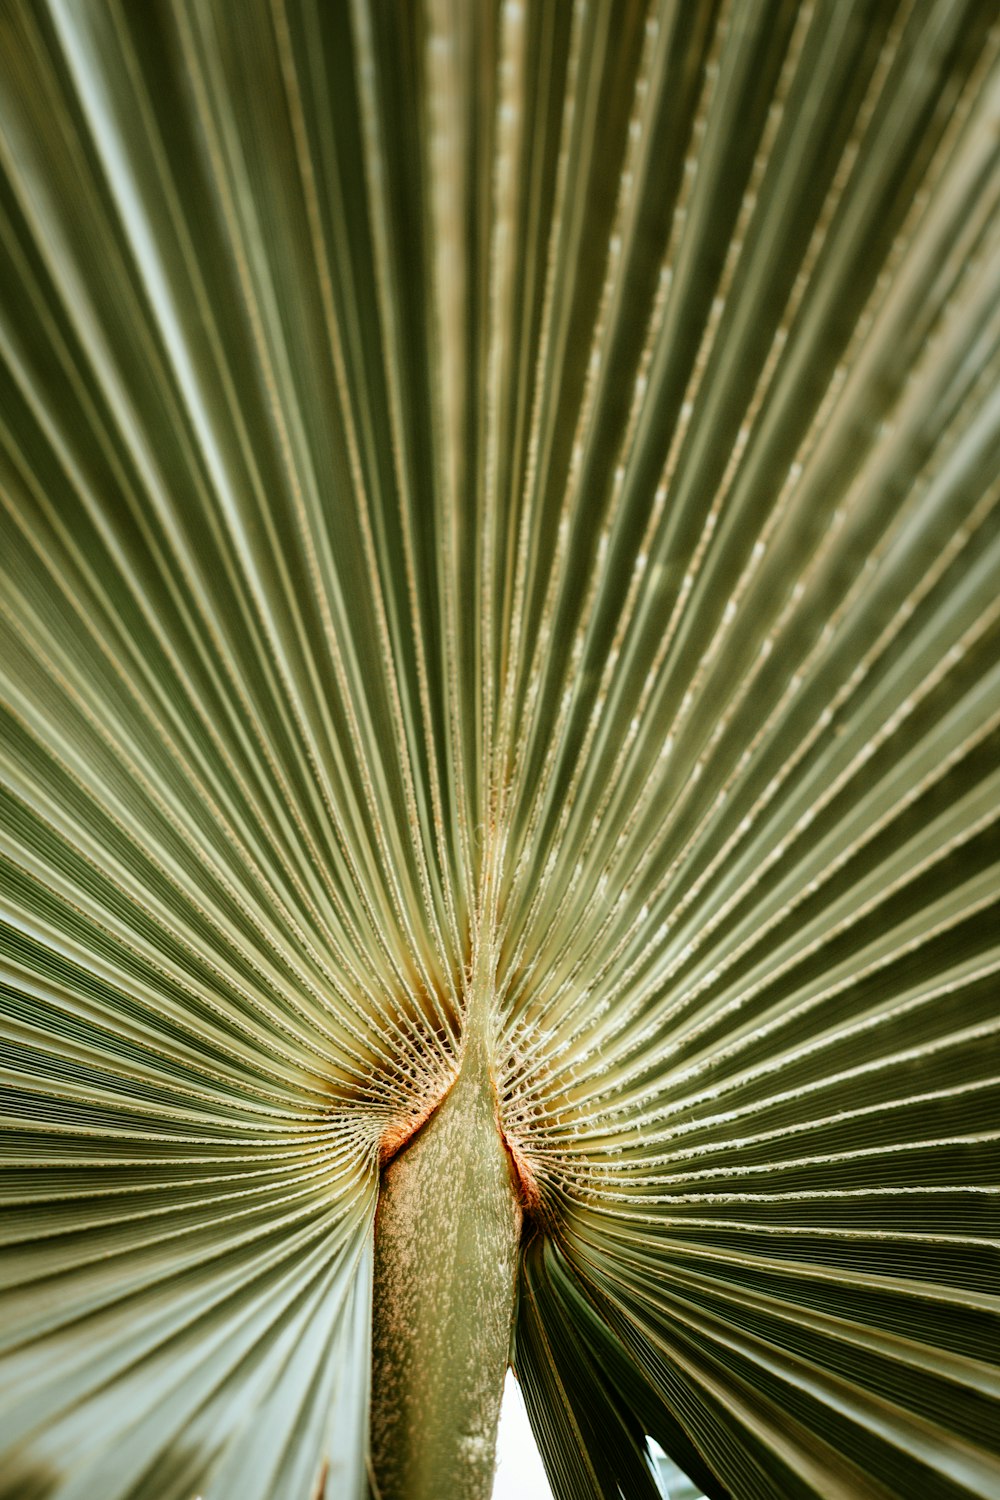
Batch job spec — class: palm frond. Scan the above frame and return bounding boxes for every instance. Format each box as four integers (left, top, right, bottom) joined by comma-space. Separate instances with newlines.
1, 2, 999, 1497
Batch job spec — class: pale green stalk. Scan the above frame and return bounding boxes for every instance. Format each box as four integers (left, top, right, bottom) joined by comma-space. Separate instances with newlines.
370, 992, 520, 1499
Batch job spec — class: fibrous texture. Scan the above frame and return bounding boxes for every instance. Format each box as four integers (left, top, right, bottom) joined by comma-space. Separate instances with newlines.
1, 2, 999, 1497
370, 1028, 522, 1499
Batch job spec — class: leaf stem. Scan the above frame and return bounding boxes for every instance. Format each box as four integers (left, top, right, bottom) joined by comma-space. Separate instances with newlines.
369, 1014, 522, 1499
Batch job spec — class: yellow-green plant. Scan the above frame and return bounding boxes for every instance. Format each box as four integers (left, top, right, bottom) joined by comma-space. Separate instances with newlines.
2, 3, 999, 1497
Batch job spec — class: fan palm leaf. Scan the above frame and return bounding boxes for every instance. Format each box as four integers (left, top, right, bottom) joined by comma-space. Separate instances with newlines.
1, 1, 998, 1497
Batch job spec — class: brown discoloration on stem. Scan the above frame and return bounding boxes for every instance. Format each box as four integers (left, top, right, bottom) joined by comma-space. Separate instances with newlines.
500, 1130, 544, 1217
377, 1075, 456, 1167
